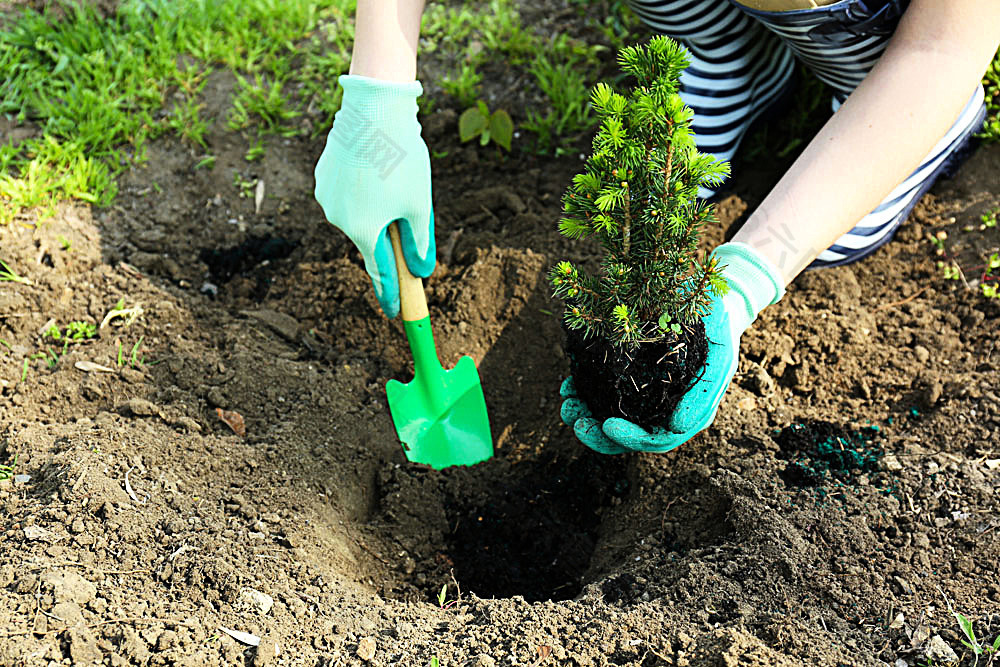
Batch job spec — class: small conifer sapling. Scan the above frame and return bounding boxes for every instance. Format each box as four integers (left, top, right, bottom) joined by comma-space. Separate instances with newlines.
550, 37, 730, 428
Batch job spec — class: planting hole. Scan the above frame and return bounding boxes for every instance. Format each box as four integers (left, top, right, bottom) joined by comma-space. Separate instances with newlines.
200, 235, 297, 287
442, 452, 629, 602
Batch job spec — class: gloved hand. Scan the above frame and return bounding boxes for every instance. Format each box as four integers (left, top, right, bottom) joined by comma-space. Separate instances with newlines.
314, 74, 435, 318
560, 242, 785, 454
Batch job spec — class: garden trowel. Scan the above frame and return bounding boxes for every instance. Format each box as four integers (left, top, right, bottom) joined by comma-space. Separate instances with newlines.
385, 223, 493, 469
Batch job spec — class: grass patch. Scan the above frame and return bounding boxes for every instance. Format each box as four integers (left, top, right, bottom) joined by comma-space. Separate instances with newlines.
1, 0, 356, 224
981, 48, 1000, 143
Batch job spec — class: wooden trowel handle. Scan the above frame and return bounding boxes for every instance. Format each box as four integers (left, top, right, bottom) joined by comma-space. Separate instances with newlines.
389, 223, 429, 322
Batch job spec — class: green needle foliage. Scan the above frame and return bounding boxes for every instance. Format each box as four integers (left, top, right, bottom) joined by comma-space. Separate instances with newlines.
550, 37, 729, 349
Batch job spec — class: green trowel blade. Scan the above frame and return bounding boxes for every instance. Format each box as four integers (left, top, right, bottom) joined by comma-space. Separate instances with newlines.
387, 318, 493, 469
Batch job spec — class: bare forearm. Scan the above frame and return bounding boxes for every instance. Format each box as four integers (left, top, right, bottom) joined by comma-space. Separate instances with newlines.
349, 0, 425, 82
735, 0, 1000, 283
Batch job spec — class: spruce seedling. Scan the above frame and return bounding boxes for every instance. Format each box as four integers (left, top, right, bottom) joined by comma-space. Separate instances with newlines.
550, 37, 729, 350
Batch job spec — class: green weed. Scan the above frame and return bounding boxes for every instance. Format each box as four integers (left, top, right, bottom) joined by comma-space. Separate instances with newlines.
101, 298, 144, 328
233, 172, 258, 199
167, 95, 210, 148
982, 208, 998, 229
440, 62, 483, 109
938, 261, 961, 281
940, 587, 1000, 666
982, 252, 1000, 299
0, 259, 32, 285
129, 336, 145, 368
981, 48, 1000, 143
459, 101, 514, 151
245, 137, 266, 162
228, 69, 302, 136
522, 37, 603, 152
0, 454, 18, 482
195, 155, 216, 170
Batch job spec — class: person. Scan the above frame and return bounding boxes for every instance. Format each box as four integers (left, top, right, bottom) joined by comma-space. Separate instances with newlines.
314, 0, 1000, 455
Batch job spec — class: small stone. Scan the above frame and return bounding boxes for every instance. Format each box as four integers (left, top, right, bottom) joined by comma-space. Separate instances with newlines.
52, 601, 85, 626
119, 367, 145, 384
888, 613, 905, 630
69, 626, 101, 664
40, 571, 97, 604
156, 630, 178, 651
883, 455, 903, 472
924, 635, 958, 663
169, 416, 201, 432
748, 364, 776, 397
788, 361, 812, 391
737, 396, 757, 411
24, 525, 54, 541
70, 517, 86, 534
356, 637, 376, 662
240, 588, 274, 615
253, 632, 280, 667
240, 309, 302, 343
82, 384, 104, 401
921, 381, 942, 408
892, 576, 912, 596
121, 398, 157, 417
467, 656, 496, 667
913, 345, 930, 364
14, 574, 37, 594
164, 519, 186, 535
206, 387, 227, 409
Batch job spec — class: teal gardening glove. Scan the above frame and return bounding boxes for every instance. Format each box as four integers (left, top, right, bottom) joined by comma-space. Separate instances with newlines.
314, 75, 435, 318
560, 242, 786, 454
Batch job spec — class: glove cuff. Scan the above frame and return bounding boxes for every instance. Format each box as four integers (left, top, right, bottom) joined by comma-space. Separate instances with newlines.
337, 74, 423, 125
711, 242, 785, 331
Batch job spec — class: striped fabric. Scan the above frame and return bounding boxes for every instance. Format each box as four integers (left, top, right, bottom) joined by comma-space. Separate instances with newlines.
813, 86, 986, 267
625, 0, 988, 268
742, 0, 908, 106
745, 0, 987, 267
627, 0, 797, 198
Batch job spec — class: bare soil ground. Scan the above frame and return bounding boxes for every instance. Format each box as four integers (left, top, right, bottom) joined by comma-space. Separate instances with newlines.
2, 11, 1000, 667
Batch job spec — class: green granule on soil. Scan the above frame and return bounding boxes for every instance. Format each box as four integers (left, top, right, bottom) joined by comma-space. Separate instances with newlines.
774, 421, 884, 488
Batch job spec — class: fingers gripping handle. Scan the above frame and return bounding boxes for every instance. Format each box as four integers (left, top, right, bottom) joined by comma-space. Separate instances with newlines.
389, 223, 429, 322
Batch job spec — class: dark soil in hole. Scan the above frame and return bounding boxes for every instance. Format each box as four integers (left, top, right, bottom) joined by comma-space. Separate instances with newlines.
442, 452, 629, 602
565, 320, 707, 428
199, 234, 297, 284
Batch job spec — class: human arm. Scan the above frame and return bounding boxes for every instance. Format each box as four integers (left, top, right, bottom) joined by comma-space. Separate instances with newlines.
735, 0, 1000, 282
565, 0, 1000, 453
350, 0, 425, 82
314, 0, 434, 318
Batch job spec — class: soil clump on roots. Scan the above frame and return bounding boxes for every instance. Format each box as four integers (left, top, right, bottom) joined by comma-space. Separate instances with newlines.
565, 320, 708, 427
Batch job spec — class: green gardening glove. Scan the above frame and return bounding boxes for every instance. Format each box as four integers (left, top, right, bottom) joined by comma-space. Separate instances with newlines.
561, 242, 785, 453
314, 74, 435, 319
